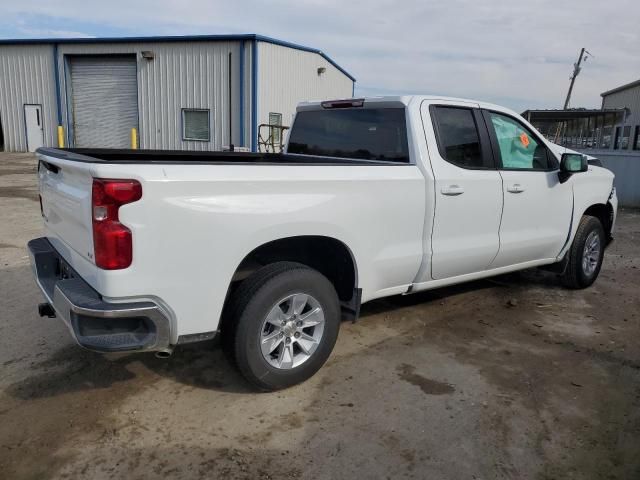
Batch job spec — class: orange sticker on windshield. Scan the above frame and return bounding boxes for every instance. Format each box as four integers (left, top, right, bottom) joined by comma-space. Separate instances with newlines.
519, 132, 530, 148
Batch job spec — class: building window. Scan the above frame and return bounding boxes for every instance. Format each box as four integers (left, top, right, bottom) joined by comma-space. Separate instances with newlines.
634, 126, 640, 151
600, 114, 614, 149
620, 125, 631, 150
182, 109, 210, 141
614, 125, 632, 150
269, 112, 283, 144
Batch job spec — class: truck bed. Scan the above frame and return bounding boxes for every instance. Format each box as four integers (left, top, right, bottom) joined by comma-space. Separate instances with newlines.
36, 148, 399, 166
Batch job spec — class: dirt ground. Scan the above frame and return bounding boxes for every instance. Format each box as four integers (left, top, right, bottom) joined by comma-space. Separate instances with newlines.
0, 152, 639, 480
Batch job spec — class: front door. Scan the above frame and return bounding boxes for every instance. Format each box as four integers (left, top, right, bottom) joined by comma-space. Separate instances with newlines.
24, 104, 44, 152
484, 110, 573, 268
422, 102, 503, 280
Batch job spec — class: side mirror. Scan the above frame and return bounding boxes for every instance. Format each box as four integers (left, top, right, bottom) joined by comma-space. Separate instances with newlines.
559, 153, 588, 183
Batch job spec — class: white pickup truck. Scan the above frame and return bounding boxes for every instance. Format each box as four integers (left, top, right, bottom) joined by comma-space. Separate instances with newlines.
29, 96, 617, 390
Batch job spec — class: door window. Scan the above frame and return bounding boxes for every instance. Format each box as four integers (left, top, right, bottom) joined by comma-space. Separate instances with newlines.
488, 112, 556, 170
432, 106, 488, 168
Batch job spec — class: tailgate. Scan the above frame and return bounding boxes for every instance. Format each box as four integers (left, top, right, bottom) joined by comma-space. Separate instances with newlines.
37, 152, 95, 265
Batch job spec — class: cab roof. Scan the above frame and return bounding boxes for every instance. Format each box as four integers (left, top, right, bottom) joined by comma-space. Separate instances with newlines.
297, 95, 519, 117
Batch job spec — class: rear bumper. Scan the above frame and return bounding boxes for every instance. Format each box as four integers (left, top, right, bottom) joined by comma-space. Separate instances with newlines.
28, 237, 172, 353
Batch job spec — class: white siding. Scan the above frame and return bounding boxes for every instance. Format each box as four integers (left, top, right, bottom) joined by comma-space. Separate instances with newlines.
0, 38, 354, 153
257, 42, 353, 134
0, 44, 57, 152
57, 41, 246, 151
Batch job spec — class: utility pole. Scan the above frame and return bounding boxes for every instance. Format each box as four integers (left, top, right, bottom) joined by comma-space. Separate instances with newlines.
563, 47, 591, 109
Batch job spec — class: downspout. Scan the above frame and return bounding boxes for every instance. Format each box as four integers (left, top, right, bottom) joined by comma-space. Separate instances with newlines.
52, 44, 63, 144
228, 51, 232, 148
239, 41, 245, 147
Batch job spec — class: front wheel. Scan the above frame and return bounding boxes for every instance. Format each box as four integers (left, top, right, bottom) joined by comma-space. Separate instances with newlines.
560, 215, 605, 289
226, 262, 340, 391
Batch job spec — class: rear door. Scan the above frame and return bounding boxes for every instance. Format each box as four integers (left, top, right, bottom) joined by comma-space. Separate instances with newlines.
483, 110, 572, 267
422, 101, 503, 279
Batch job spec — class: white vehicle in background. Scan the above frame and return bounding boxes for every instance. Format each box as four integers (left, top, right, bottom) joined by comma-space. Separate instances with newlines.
30, 95, 617, 390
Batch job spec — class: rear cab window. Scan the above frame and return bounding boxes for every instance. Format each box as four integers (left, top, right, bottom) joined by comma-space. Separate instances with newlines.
287, 107, 410, 163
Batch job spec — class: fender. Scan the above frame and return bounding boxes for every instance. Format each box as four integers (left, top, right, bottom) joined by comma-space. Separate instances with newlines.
556, 165, 615, 261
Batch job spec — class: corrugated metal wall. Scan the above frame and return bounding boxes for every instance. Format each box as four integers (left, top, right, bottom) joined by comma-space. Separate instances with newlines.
602, 85, 640, 125
579, 148, 640, 207
257, 42, 353, 134
0, 44, 57, 152
600, 153, 640, 207
0, 39, 354, 153
57, 41, 246, 151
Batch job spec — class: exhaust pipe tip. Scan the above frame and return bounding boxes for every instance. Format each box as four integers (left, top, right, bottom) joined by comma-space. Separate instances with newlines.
155, 348, 173, 359
38, 302, 56, 318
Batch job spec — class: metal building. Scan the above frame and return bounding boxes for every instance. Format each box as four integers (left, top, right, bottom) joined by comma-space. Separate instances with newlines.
601, 79, 640, 151
0, 34, 355, 152
522, 78, 640, 207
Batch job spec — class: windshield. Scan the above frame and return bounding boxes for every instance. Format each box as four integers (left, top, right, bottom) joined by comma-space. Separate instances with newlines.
287, 107, 410, 163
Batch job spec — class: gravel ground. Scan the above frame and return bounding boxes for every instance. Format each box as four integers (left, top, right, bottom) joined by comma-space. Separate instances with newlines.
0, 152, 639, 480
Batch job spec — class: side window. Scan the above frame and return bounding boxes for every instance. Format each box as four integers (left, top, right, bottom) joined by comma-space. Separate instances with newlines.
432, 106, 487, 168
269, 112, 283, 144
182, 109, 210, 142
488, 112, 556, 170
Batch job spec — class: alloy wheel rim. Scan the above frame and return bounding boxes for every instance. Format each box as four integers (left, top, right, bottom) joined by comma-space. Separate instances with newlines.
582, 231, 601, 276
259, 293, 325, 370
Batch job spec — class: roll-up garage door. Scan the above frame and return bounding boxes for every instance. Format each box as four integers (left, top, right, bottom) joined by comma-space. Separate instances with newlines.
70, 56, 138, 148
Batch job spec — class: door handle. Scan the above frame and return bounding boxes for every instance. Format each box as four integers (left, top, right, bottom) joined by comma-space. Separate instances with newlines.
507, 184, 524, 193
441, 185, 464, 196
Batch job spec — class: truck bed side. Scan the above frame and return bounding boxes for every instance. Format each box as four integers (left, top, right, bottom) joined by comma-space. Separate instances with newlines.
36, 148, 427, 341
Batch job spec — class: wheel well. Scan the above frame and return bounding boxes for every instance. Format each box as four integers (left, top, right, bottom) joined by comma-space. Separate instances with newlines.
583, 203, 614, 237
232, 236, 357, 302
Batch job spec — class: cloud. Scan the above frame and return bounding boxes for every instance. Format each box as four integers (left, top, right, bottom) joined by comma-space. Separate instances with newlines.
1, 0, 638, 112
15, 27, 95, 38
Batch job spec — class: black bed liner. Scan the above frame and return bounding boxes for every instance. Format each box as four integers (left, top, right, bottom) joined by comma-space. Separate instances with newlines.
36, 148, 405, 166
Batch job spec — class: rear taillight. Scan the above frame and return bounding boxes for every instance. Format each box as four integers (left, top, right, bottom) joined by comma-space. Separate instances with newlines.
92, 179, 142, 270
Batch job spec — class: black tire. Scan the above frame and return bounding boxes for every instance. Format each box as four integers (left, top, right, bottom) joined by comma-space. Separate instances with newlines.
224, 262, 340, 391
560, 215, 605, 289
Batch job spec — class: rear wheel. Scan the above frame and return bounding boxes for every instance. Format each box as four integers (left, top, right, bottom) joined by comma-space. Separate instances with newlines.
225, 262, 340, 391
560, 215, 605, 289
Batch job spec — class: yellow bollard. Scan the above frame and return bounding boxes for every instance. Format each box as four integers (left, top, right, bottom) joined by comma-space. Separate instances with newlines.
131, 128, 138, 149
57, 126, 65, 148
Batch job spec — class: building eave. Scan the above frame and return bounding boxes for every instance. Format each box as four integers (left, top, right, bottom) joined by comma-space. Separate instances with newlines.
600, 78, 640, 97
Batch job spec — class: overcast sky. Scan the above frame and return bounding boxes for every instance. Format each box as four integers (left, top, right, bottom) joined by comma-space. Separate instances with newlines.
1, 0, 638, 113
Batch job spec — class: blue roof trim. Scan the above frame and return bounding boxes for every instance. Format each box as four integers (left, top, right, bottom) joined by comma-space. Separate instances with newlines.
251, 39, 258, 152
0, 33, 356, 82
